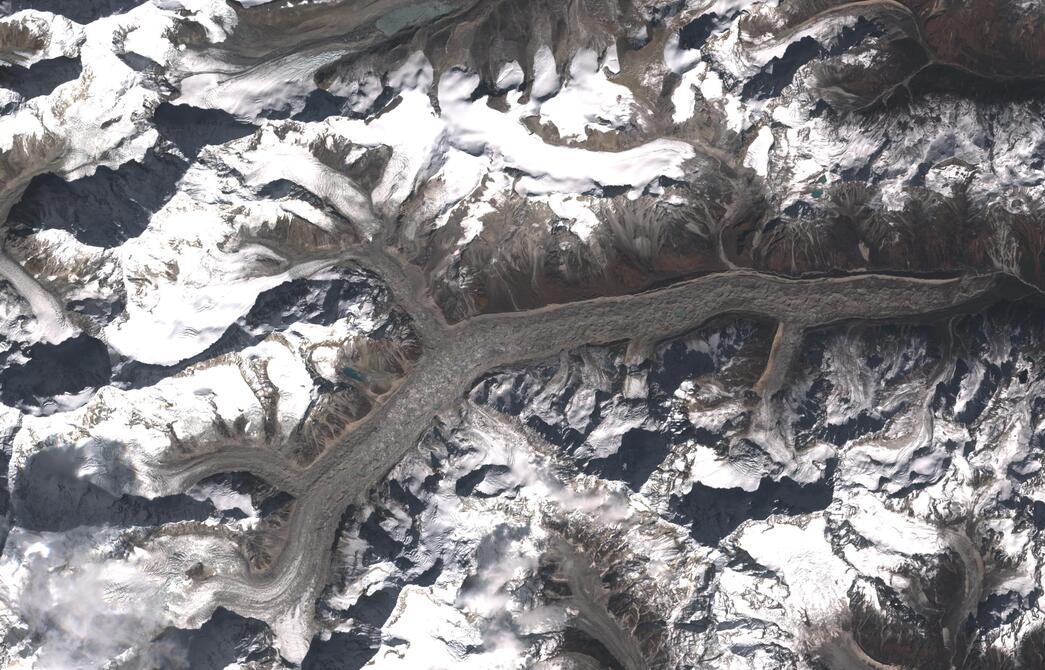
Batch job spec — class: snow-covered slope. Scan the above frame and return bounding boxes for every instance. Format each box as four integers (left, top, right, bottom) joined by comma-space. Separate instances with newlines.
318, 311, 1045, 668
2, 0, 1045, 668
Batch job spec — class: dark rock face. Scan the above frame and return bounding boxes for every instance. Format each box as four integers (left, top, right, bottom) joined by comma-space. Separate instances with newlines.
0, 446, 11, 553
358, 511, 405, 562
67, 296, 127, 330
185, 609, 277, 670
292, 86, 397, 123
0, 56, 81, 102
584, 428, 671, 491
0, 334, 111, 409
671, 466, 835, 545
342, 587, 400, 630
12, 447, 214, 532
4, 102, 246, 255
678, 13, 724, 52
159, 608, 279, 670
153, 103, 257, 158
194, 472, 292, 518
649, 339, 719, 395
7, 150, 187, 247
301, 630, 378, 670
561, 627, 627, 670
6, 0, 1045, 668
742, 36, 823, 100
742, 18, 881, 101
455, 463, 514, 496
0, 0, 147, 23
242, 272, 378, 334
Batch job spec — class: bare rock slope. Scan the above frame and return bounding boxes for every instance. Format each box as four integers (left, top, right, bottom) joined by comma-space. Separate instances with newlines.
1, 0, 1045, 668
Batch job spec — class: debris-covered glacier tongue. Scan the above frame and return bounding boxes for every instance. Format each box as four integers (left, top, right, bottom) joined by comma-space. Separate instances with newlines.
2, 0, 1045, 668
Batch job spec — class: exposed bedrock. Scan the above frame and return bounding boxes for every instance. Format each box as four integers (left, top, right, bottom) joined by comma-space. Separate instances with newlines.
4, 0, 1045, 667
149, 267, 1021, 663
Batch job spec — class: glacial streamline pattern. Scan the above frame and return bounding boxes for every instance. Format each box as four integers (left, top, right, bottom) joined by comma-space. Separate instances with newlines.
1, 0, 1045, 668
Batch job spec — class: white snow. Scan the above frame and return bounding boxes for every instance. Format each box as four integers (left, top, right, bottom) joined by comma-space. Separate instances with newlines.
743, 125, 774, 177
327, 88, 448, 221
495, 61, 525, 91
106, 239, 332, 367
687, 444, 764, 492
240, 141, 380, 235
438, 68, 695, 196
367, 587, 525, 670
530, 45, 560, 100
176, 48, 345, 120
539, 48, 635, 140
738, 517, 851, 618
663, 32, 702, 75
671, 61, 743, 131
543, 193, 601, 240
187, 481, 257, 520
14, 318, 354, 497
0, 251, 75, 345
